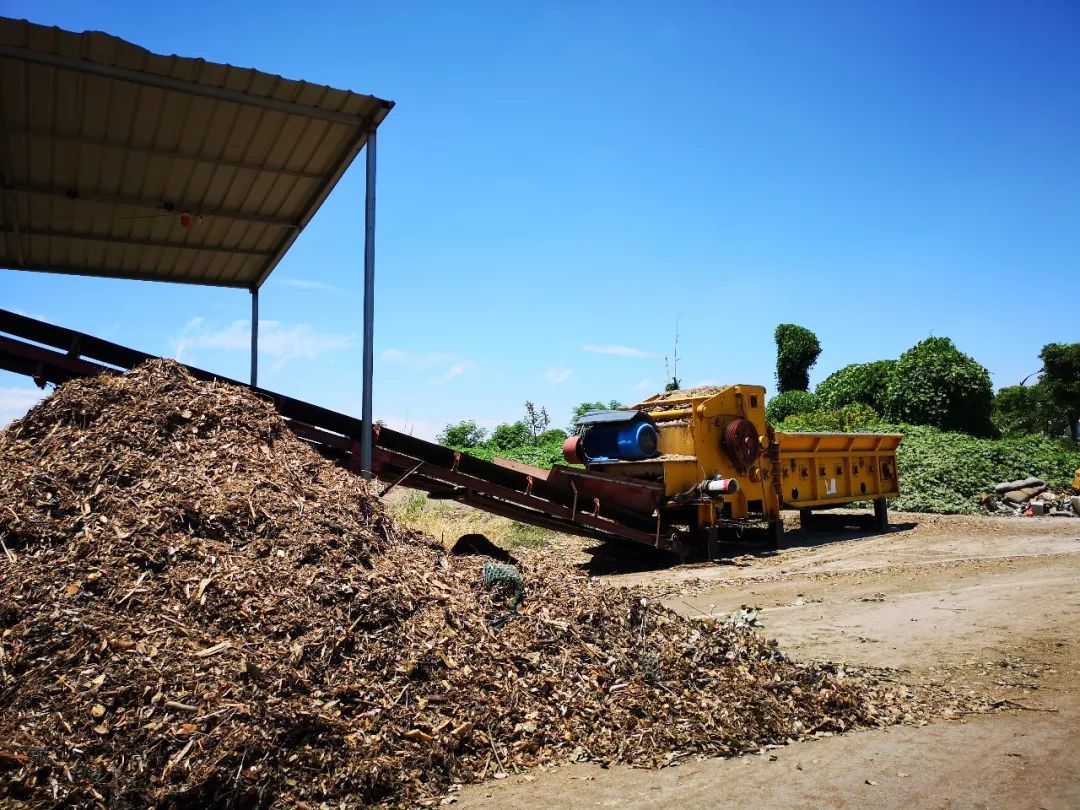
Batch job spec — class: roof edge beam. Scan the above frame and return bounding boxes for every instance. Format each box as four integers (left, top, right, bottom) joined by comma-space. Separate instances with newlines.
2, 262, 252, 288
2, 228, 272, 257
7, 184, 297, 229
4, 126, 326, 181
252, 127, 375, 288
0, 44, 373, 127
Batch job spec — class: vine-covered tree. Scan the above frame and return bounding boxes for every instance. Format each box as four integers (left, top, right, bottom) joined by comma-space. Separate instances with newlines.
884, 337, 994, 436
774, 324, 822, 393
815, 360, 896, 413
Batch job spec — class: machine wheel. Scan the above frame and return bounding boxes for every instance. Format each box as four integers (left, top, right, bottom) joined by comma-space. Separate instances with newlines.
799, 508, 813, 532
873, 498, 889, 531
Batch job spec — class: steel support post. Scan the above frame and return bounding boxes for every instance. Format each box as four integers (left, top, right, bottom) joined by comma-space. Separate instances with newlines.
250, 289, 259, 388
360, 131, 377, 479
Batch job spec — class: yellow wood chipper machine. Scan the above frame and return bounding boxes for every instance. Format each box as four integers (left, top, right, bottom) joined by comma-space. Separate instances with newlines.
557, 385, 901, 556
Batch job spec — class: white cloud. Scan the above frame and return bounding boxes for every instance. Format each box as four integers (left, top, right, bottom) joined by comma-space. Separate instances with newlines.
582, 343, 656, 358
443, 362, 471, 381
428, 361, 473, 384
543, 367, 574, 384
381, 348, 473, 384
171, 319, 356, 370
0, 387, 46, 427
277, 278, 346, 293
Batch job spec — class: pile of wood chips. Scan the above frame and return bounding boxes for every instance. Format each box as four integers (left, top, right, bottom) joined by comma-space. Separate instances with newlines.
0, 361, 984, 808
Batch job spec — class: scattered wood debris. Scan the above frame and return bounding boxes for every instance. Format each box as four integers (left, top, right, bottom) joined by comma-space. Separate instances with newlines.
0, 361, 989, 807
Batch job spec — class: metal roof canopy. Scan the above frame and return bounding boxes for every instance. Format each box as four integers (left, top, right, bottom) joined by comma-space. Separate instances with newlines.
0, 17, 392, 476
0, 17, 391, 289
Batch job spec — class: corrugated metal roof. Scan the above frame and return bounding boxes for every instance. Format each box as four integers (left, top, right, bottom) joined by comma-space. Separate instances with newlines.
0, 17, 392, 289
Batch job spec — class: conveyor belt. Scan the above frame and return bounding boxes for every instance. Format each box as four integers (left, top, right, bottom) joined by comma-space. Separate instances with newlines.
0, 309, 677, 551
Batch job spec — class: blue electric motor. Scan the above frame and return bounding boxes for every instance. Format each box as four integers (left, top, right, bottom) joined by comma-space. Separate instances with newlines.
574, 410, 660, 463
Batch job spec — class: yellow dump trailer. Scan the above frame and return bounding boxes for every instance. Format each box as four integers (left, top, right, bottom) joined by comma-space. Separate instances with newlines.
776, 431, 901, 528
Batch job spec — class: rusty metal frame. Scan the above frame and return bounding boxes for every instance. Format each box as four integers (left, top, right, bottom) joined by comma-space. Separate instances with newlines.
0, 310, 681, 552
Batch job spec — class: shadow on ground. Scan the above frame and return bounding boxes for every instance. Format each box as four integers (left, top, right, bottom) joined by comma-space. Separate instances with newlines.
576, 515, 921, 577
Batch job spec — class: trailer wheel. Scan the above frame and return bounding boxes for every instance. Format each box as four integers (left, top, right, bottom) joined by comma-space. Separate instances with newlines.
873, 498, 889, 531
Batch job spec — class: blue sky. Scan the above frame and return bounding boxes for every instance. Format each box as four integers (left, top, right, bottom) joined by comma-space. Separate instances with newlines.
2, 1, 1077, 436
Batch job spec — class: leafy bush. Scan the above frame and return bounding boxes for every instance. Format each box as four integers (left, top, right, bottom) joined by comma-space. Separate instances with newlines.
442, 405, 572, 471
778, 413, 1080, 514
780, 403, 881, 432
437, 420, 487, 448
886, 426, 1080, 513
538, 428, 569, 445
457, 437, 567, 468
883, 337, 995, 436
774, 324, 821, 393
815, 360, 896, 413
489, 421, 533, 450
766, 390, 818, 424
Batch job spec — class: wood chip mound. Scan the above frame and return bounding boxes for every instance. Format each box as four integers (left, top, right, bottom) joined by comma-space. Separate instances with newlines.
0, 361, 983, 808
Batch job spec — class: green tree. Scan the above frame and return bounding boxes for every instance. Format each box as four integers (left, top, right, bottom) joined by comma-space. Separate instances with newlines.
884, 337, 995, 436
523, 401, 551, 444
993, 384, 1065, 438
489, 421, 533, 450
815, 360, 896, 413
569, 400, 622, 432
765, 390, 818, 424
538, 428, 569, 445
774, 324, 822, 393
1039, 343, 1080, 441
437, 420, 487, 448
664, 378, 681, 392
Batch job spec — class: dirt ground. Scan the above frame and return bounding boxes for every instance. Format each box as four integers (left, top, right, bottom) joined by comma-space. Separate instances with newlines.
449, 511, 1080, 809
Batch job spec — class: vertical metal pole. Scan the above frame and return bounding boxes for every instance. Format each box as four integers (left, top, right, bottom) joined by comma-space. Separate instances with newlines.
360, 130, 377, 479
250, 289, 259, 388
